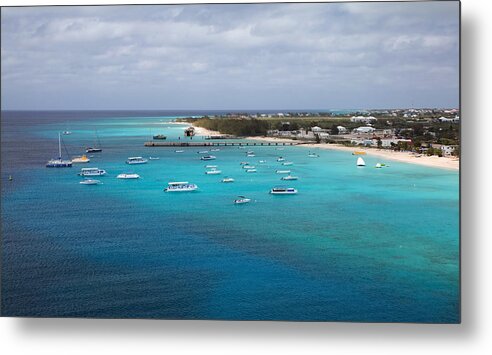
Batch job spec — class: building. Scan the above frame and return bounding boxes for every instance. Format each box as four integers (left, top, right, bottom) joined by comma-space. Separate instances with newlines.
337, 125, 348, 134
350, 115, 377, 123
353, 126, 376, 134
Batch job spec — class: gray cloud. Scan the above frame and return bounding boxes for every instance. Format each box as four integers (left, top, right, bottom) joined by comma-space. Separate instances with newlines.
1, 2, 459, 110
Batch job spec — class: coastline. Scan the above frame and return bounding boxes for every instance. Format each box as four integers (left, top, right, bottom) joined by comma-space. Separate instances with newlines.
246, 136, 459, 171
187, 122, 459, 171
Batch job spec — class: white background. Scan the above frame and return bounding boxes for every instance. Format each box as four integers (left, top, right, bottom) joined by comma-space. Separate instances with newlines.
1, 0, 490, 354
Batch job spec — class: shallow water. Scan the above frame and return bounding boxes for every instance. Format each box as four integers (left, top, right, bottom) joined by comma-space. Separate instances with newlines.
1, 111, 459, 322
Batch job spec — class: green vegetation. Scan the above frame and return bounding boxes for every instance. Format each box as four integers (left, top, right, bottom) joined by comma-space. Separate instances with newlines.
185, 117, 270, 136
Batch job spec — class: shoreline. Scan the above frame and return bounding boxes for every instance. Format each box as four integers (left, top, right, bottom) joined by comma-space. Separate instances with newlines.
187, 122, 459, 171
246, 136, 459, 171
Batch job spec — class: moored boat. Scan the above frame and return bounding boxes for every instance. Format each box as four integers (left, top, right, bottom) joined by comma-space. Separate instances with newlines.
234, 196, 251, 204
282, 162, 293, 166
276, 170, 291, 174
79, 167, 106, 176
153, 134, 167, 140
164, 181, 198, 192
246, 169, 257, 173
270, 186, 298, 195
200, 155, 216, 161
222, 177, 235, 183
79, 179, 101, 185
117, 173, 140, 179
277, 157, 285, 162
46, 133, 72, 168
281, 175, 298, 180
126, 156, 148, 164
71, 154, 90, 163
205, 169, 222, 175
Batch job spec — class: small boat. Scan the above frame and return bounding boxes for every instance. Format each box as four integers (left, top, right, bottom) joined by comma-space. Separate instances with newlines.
200, 155, 216, 161
79, 179, 101, 185
282, 162, 293, 166
239, 162, 249, 165
126, 156, 148, 165
164, 181, 198, 192
352, 151, 366, 155
234, 196, 251, 204
246, 169, 257, 173
149, 157, 160, 160
46, 133, 72, 168
210, 148, 220, 152
277, 157, 285, 162
276, 170, 291, 174
205, 165, 218, 168
375, 163, 382, 168
175, 150, 184, 153
62, 131, 72, 135
117, 173, 140, 179
259, 160, 266, 163
71, 154, 90, 163
270, 187, 298, 195
86, 147, 102, 153
246, 151, 254, 154
242, 165, 255, 169
308, 153, 319, 158
222, 177, 235, 183
356, 157, 366, 167
281, 175, 298, 180
79, 167, 106, 176
247, 154, 256, 157
198, 150, 209, 154
205, 169, 222, 175
8, 175, 13, 181
238, 146, 245, 149
153, 134, 167, 140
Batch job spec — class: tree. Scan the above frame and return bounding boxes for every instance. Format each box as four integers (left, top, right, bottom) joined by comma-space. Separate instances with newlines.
315, 134, 321, 144
330, 124, 339, 135
377, 138, 382, 149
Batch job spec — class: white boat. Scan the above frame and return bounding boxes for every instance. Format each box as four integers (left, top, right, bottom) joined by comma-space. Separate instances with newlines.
277, 157, 285, 162
164, 181, 198, 192
242, 165, 255, 169
276, 170, 291, 174
71, 154, 90, 163
308, 153, 319, 158
281, 175, 298, 180
238, 146, 245, 149
259, 160, 267, 163
149, 157, 160, 160
247, 154, 256, 157
239, 162, 249, 165
117, 173, 140, 179
198, 150, 209, 154
210, 148, 220, 152
246, 151, 254, 154
246, 169, 257, 173
46, 133, 72, 168
79, 167, 106, 176
200, 155, 216, 161
126, 156, 148, 165
222, 177, 235, 183
175, 150, 184, 153
270, 187, 298, 195
282, 162, 293, 166
79, 179, 101, 185
205, 165, 218, 168
234, 196, 251, 204
357, 157, 366, 167
62, 131, 72, 135
375, 163, 382, 168
205, 169, 222, 175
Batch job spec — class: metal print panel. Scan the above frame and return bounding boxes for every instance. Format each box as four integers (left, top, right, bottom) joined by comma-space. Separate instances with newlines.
0, 1, 460, 323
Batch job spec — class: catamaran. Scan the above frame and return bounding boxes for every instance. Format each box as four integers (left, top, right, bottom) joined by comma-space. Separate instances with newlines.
126, 157, 148, 164
46, 133, 72, 168
164, 182, 198, 192
270, 187, 298, 195
78, 167, 107, 177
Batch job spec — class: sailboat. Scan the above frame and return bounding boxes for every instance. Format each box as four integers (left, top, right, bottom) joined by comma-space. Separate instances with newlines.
86, 130, 102, 153
356, 157, 366, 167
46, 133, 73, 168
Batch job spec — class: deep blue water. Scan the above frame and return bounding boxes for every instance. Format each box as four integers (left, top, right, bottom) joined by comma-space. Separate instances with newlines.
1, 110, 459, 322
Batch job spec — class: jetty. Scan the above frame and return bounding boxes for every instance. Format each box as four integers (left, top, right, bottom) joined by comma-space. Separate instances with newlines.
144, 141, 306, 147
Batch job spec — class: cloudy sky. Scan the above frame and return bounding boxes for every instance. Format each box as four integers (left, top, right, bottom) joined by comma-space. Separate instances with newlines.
1, 2, 459, 110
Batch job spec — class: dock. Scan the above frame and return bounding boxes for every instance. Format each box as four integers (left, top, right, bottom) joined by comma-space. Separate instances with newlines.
144, 141, 306, 147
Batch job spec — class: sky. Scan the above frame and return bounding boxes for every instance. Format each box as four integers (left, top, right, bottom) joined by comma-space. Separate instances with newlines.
1, 2, 460, 110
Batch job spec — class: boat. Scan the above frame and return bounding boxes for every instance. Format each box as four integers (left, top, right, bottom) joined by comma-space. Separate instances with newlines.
277, 157, 285, 162
126, 157, 148, 165
86, 147, 102, 153
246, 151, 254, 154
282, 162, 293, 166
247, 154, 256, 157
205, 169, 222, 175
239, 162, 249, 165
246, 169, 257, 173
205, 165, 218, 168
71, 154, 90, 163
375, 163, 382, 168
308, 153, 319, 158
356, 157, 366, 167
222, 177, 235, 183
79, 179, 101, 185
200, 155, 216, 161
276, 170, 291, 174
62, 131, 72, 135
149, 157, 160, 160
270, 187, 298, 195
164, 181, 198, 192
259, 160, 267, 163
175, 150, 184, 153
281, 175, 298, 180
152, 134, 167, 140
352, 150, 366, 155
198, 150, 209, 154
46, 133, 73, 168
117, 173, 140, 179
79, 167, 106, 176
210, 148, 220, 152
234, 196, 251, 204
242, 165, 255, 169
238, 146, 245, 149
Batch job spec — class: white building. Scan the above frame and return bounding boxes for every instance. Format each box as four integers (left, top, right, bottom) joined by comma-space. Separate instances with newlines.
353, 126, 376, 134
350, 115, 377, 123
337, 126, 348, 134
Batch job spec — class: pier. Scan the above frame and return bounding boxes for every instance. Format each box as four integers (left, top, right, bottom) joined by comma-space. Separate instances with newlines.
144, 141, 306, 147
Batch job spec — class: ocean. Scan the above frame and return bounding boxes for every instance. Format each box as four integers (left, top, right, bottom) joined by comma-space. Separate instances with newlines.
1, 110, 460, 322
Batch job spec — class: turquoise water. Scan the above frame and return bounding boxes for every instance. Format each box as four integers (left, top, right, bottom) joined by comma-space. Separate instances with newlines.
1, 111, 459, 322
